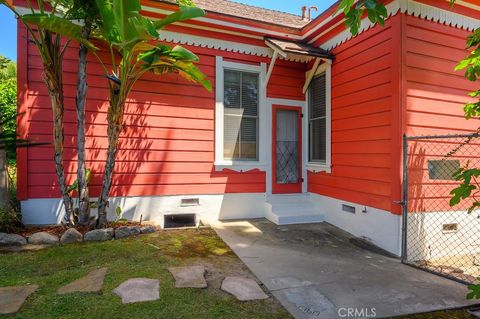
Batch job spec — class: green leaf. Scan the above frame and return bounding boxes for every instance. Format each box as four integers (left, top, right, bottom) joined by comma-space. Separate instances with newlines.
22, 14, 98, 50
467, 280, 480, 300
154, 6, 205, 29
170, 45, 199, 62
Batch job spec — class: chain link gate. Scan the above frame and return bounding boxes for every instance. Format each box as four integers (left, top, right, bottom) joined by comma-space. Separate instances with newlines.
402, 133, 480, 284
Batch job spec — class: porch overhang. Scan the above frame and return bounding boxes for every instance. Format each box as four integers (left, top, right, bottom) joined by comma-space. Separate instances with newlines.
263, 37, 335, 90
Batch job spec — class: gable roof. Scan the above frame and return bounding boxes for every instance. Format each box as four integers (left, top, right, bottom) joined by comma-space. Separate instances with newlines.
158, 0, 310, 29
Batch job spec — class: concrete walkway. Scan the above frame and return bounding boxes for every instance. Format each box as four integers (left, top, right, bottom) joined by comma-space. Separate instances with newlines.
212, 219, 476, 319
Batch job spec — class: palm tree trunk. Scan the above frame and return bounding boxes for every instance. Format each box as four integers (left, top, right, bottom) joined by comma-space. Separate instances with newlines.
44, 65, 74, 224
97, 91, 123, 228
76, 24, 91, 226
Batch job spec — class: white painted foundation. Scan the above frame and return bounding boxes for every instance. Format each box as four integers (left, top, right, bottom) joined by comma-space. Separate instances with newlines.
21, 192, 405, 257
309, 193, 403, 256
406, 209, 480, 261
21, 193, 267, 227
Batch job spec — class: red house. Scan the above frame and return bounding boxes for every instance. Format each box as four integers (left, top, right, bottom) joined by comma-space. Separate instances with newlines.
15, 0, 480, 256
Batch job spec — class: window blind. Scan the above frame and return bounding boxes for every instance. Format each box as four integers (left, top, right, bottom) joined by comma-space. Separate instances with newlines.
309, 73, 327, 162
224, 69, 259, 160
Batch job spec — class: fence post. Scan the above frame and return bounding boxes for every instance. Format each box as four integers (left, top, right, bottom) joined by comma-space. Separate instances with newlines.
401, 134, 408, 262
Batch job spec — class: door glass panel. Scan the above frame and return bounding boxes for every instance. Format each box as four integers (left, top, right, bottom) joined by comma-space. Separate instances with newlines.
276, 110, 299, 184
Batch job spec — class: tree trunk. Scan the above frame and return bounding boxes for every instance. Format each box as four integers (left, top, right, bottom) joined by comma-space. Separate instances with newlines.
76, 24, 92, 226
97, 90, 123, 228
0, 124, 8, 211
43, 59, 74, 224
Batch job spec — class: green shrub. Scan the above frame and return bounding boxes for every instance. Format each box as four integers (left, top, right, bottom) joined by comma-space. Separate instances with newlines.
0, 207, 22, 233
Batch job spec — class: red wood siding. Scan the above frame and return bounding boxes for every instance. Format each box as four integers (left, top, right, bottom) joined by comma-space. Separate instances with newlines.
308, 16, 402, 214
18, 23, 308, 199
404, 15, 478, 136
403, 15, 480, 213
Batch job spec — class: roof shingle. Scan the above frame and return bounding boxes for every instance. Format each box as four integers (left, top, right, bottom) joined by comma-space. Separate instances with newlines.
158, 0, 309, 29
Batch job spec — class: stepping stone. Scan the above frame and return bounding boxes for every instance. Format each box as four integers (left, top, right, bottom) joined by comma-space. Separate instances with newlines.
168, 265, 207, 288
60, 228, 83, 244
113, 278, 159, 304
0, 285, 38, 314
57, 268, 107, 295
28, 232, 59, 245
221, 277, 268, 301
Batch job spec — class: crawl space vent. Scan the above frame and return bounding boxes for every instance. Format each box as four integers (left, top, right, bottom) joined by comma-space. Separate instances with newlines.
180, 198, 200, 206
342, 204, 356, 214
164, 214, 196, 228
442, 223, 458, 233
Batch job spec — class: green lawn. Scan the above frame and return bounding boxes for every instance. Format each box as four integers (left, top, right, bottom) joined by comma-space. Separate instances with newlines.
0, 229, 291, 319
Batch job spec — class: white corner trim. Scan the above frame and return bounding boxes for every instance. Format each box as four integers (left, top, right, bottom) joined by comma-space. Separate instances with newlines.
215, 57, 268, 173
315, 0, 480, 51
305, 62, 332, 172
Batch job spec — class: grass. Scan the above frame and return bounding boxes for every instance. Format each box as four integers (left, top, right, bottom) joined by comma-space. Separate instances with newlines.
0, 229, 291, 319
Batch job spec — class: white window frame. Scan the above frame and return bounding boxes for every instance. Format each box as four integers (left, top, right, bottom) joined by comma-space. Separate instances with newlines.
305, 61, 332, 174
215, 56, 267, 172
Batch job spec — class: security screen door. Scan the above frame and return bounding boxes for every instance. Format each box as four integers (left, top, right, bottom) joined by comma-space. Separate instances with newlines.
272, 105, 302, 194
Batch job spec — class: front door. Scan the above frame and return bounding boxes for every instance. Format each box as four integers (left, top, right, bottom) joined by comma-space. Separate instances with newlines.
272, 105, 302, 194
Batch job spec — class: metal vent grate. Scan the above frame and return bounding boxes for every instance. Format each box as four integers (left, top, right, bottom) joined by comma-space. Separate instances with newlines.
342, 204, 356, 214
181, 198, 200, 206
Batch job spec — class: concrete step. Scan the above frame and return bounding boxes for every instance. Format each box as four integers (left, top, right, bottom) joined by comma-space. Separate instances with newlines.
265, 194, 324, 225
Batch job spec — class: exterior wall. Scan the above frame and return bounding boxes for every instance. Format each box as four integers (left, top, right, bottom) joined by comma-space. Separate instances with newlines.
308, 16, 402, 215
17, 24, 307, 202
402, 14, 480, 261
403, 15, 478, 137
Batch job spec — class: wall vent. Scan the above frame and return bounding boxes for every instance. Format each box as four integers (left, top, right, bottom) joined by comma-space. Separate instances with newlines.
442, 223, 458, 233
342, 204, 356, 214
180, 198, 200, 206
164, 213, 196, 228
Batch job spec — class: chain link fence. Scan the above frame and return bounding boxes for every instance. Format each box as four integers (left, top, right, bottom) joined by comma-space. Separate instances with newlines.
402, 133, 480, 284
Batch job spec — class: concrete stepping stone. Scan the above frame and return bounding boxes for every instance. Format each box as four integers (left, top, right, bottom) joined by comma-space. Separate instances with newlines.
113, 278, 159, 304
168, 265, 207, 288
221, 277, 268, 301
0, 285, 38, 314
57, 268, 107, 295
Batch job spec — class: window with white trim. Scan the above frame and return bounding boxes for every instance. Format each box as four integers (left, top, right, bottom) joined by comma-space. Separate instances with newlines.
215, 57, 266, 171
223, 69, 259, 160
306, 62, 331, 173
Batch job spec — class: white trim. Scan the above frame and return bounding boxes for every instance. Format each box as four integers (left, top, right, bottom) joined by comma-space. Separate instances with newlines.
303, 57, 321, 94
266, 98, 307, 194
263, 51, 278, 88
306, 62, 332, 174
214, 57, 267, 172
